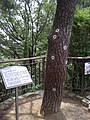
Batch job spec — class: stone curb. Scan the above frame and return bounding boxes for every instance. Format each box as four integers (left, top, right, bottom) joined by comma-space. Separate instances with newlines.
0, 91, 43, 111
0, 91, 83, 111
64, 91, 83, 102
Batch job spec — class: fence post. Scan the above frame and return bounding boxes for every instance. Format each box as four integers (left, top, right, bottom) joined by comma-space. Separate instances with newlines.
15, 87, 19, 120
42, 58, 46, 89
81, 59, 85, 95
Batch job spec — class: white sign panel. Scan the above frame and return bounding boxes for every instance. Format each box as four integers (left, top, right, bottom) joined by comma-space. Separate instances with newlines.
85, 62, 90, 75
0, 66, 33, 89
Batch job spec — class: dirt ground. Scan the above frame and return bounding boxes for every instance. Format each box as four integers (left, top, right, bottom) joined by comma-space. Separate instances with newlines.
0, 92, 90, 120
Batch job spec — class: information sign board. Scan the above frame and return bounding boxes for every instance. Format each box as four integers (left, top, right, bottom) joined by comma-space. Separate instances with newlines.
85, 62, 90, 75
0, 66, 33, 89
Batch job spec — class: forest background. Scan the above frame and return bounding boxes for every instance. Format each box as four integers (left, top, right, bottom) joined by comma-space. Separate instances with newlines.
0, 0, 90, 60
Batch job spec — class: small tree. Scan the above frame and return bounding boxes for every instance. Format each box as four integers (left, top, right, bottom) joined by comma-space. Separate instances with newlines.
0, 0, 55, 58
40, 0, 77, 117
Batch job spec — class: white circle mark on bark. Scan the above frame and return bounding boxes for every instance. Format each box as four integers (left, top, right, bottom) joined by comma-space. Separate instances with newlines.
63, 45, 67, 50
51, 56, 55, 60
52, 88, 56, 91
53, 35, 57, 39
55, 29, 59, 32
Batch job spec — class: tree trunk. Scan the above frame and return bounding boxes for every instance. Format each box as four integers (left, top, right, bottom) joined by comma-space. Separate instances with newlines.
40, 0, 77, 116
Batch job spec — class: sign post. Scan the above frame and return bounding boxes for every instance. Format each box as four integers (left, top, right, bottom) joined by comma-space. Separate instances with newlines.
0, 66, 33, 120
15, 87, 19, 120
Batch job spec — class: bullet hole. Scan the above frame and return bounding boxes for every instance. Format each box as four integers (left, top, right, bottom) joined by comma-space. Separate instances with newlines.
51, 56, 55, 60
65, 60, 68, 65
52, 88, 56, 92
55, 29, 59, 32
53, 35, 57, 39
63, 45, 67, 50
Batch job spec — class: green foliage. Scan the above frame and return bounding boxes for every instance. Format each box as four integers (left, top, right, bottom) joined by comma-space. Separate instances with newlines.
0, 0, 56, 59
0, 0, 90, 59
69, 7, 90, 56
30, 84, 42, 92
67, 6, 90, 92
65, 62, 73, 91
77, 0, 90, 8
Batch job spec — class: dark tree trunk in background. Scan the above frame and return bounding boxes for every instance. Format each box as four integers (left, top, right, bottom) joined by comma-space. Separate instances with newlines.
40, 0, 77, 116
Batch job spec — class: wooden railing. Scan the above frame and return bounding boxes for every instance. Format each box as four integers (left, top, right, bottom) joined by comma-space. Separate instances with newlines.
0, 56, 90, 102
0, 56, 46, 102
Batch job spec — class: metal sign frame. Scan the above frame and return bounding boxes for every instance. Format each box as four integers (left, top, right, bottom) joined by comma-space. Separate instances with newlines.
0, 66, 33, 120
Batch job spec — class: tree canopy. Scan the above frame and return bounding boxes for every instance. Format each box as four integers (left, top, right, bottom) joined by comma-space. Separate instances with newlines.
0, 0, 90, 60
0, 0, 56, 59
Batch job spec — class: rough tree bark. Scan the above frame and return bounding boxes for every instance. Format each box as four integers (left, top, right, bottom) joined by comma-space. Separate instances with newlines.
40, 0, 77, 117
